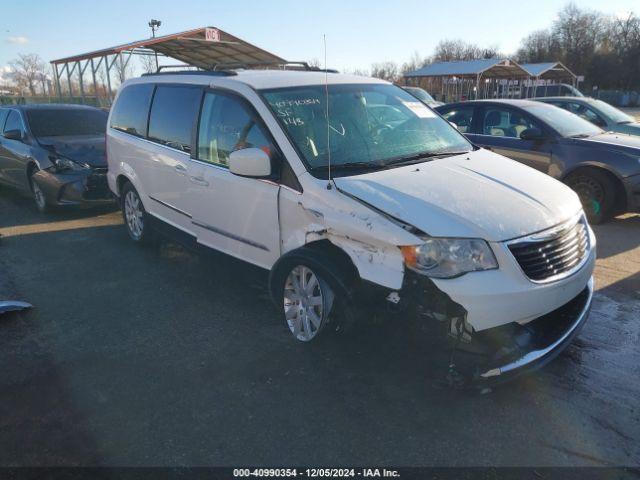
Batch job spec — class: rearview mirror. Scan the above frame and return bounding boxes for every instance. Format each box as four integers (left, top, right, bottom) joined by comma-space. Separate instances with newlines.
520, 127, 544, 141
229, 147, 271, 178
3, 129, 23, 141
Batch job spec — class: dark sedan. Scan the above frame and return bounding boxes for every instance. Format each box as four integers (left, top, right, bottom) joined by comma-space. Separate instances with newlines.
436, 99, 640, 223
0, 104, 113, 213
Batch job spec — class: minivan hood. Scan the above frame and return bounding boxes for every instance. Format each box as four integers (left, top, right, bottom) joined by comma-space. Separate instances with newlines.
38, 135, 106, 167
334, 149, 582, 242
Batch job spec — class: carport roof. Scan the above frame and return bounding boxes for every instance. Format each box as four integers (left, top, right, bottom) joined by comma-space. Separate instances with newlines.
520, 62, 576, 79
50, 27, 286, 69
404, 58, 529, 78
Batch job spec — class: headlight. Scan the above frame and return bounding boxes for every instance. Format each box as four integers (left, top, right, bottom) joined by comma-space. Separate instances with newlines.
52, 157, 90, 172
401, 237, 498, 278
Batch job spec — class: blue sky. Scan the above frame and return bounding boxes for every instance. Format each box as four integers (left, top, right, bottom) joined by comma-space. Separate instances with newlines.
2, 0, 638, 75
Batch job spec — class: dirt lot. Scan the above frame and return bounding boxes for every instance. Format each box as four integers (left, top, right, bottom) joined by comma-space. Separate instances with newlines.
0, 188, 638, 467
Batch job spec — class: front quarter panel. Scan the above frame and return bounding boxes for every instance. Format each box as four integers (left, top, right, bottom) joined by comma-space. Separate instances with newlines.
552, 139, 640, 180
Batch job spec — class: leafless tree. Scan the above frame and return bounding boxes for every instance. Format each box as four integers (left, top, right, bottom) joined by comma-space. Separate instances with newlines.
139, 54, 158, 74
370, 61, 399, 82
401, 51, 429, 75
8, 53, 47, 95
113, 54, 134, 85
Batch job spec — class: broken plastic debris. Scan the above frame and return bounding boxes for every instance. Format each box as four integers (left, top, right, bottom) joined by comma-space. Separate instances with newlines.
0, 301, 32, 314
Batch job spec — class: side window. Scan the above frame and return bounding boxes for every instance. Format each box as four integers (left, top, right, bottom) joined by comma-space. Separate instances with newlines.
482, 108, 538, 138
440, 107, 475, 133
197, 91, 276, 168
110, 83, 154, 137
572, 104, 605, 126
0, 109, 9, 132
4, 111, 23, 134
148, 85, 202, 153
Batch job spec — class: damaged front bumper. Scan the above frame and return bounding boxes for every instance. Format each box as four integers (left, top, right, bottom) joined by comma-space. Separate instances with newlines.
373, 268, 593, 385
475, 276, 593, 383
33, 168, 114, 207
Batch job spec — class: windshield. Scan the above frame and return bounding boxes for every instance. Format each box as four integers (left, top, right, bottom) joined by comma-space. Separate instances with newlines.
590, 99, 634, 124
524, 103, 603, 138
404, 87, 435, 103
262, 84, 470, 176
27, 108, 108, 137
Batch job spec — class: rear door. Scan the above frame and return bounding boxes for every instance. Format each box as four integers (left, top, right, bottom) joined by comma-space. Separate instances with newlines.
467, 105, 552, 172
144, 84, 203, 232
185, 89, 281, 269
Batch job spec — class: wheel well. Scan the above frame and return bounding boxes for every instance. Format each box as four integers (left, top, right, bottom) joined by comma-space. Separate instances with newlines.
116, 175, 131, 197
268, 240, 361, 306
564, 166, 627, 214
26, 162, 38, 191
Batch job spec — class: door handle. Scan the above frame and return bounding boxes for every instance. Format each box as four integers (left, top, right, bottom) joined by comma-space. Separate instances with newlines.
174, 164, 187, 175
189, 175, 209, 186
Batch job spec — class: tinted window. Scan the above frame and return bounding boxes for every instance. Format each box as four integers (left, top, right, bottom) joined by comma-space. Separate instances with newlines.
110, 83, 154, 137
197, 91, 275, 167
441, 106, 475, 133
4, 110, 22, 134
27, 108, 107, 137
481, 107, 539, 138
523, 104, 602, 138
148, 85, 202, 153
0, 109, 9, 131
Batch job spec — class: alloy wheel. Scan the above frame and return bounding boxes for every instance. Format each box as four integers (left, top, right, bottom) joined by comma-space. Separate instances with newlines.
283, 265, 327, 342
124, 190, 144, 240
32, 180, 46, 211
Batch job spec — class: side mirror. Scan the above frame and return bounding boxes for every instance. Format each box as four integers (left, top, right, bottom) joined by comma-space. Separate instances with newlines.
229, 147, 271, 178
3, 129, 23, 141
520, 127, 544, 141
449, 121, 459, 130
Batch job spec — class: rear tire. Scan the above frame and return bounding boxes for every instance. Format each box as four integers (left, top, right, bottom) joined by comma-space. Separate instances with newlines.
121, 182, 153, 244
565, 169, 616, 224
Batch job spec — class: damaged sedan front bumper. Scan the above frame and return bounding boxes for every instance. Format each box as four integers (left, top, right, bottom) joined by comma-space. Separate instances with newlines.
33, 167, 114, 207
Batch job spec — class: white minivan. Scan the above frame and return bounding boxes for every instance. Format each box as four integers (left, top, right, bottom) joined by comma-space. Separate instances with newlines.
106, 69, 595, 383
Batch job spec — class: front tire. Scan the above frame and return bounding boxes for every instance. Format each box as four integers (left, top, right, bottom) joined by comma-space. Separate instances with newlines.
565, 169, 616, 224
282, 265, 334, 342
121, 182, 153, 244
29, 169, 50, 213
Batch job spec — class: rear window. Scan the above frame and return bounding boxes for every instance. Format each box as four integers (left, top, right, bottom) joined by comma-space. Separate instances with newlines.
27, 108, 107, 137
148, 85, 202, 153
110, 83, 155, 137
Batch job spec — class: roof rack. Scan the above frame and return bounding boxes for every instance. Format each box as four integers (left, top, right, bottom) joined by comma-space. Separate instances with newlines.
211, 60, 339, 73
142, 65, 237, 77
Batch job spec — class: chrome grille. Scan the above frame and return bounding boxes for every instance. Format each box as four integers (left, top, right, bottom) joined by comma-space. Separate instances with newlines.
508, 216, 589, 282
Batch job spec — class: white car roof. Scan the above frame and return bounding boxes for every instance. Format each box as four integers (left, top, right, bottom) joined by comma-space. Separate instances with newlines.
123, 69, 389, 90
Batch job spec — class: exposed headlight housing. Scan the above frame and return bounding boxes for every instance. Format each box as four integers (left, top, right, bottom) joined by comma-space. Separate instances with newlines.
52, 156, 90, 172
401, 237, 498, 278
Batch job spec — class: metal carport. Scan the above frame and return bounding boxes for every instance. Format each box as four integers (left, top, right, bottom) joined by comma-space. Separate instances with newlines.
519, 62, 577, 97
403, 58, 530, 102
50, 27, 286, 105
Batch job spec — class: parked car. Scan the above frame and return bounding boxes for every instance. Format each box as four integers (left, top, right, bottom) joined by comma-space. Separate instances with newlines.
436, 99, 640, 223
107, 70, 594, 384
401, 86, 444, 107
524, 83, 583, 98
0, 104, 112, 212
536, 96, 640, 136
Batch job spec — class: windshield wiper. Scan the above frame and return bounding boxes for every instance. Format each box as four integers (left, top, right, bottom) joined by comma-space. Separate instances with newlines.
384, 150, 469, 167
310, 161, 384, 172
617, 120, 632, 125
569, 133, 593, 139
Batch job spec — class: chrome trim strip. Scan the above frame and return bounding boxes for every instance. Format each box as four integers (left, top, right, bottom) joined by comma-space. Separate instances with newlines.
148, 195, 192, 218
191, 220, 269, 251
506, 213, 591, 284
480, 276, 593, 378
